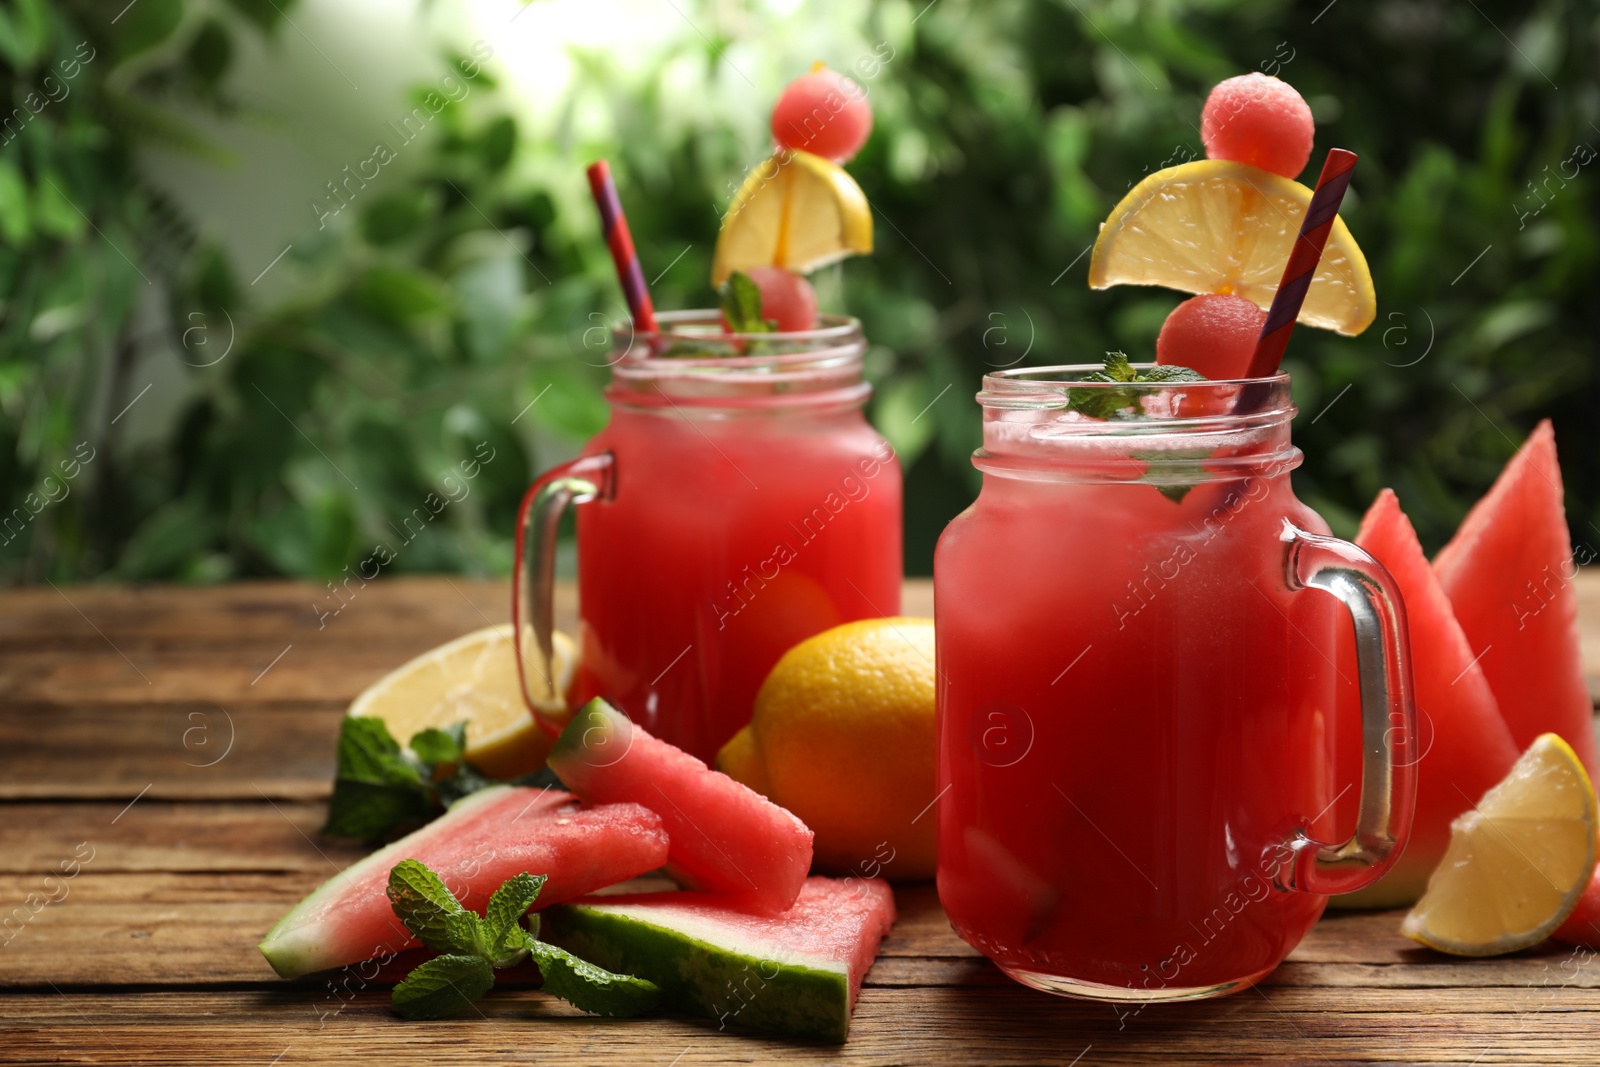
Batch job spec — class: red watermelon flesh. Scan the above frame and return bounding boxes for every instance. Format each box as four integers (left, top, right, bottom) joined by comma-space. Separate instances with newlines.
1433, 420, 1598, 776
1555, 859, 1600, 948
1331, 489, 1521, 908
259, 785, 669, 979
546, 876, 895, 1042
549, 699, 814, 915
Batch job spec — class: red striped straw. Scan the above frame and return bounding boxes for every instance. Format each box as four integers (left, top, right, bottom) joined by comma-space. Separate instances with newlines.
585, 160, 659, 335
1245, 148, 1359, 378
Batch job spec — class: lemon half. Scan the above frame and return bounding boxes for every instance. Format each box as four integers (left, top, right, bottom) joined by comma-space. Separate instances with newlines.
1088, 159, 1376, 336
347, 623, 576, 780
717, 617, 936, 880
712, 149, 872, 286
1402, 733, 1598, 957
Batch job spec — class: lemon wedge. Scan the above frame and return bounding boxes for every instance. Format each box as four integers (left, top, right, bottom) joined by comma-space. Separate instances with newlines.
1088, 159, 1377, 336
1402, 733, 1598, 957
712, 149, 872, 286
347, 623, 576, 780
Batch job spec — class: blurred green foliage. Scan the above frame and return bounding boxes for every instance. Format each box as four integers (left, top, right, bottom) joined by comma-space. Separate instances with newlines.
2, 0, 1596, 584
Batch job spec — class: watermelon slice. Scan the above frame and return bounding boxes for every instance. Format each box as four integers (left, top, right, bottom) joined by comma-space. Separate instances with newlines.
1331, 489, 1521, 908
1555, 859, 1600, 948
546, 876, 895, 1042
548, 699, 814, 915
259, 785, 669, 979
1433, 420, 1598, 776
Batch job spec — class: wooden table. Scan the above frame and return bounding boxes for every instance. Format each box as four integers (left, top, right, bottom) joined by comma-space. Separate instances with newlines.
4, 576, 1600, 1065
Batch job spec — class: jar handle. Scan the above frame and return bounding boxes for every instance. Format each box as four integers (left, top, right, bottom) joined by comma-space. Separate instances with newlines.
1273, 520, 1417, 896
511, 453, 615, 736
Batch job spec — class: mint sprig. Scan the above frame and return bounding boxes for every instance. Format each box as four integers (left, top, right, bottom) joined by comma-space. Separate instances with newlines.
392, 954, 495, 1020
387, 858, 467, 954
527, 941, 664, 1018
718, 270, 776, 334
1068, 352, 1212, 503
385, 859, 659, 1021
1067, 351, 1206, 420
322, 718, 494, 841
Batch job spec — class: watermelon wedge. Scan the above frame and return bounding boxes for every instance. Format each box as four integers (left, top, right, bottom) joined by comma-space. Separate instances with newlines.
1331, 489, 1521, 908
259, 785, 669, 979
1433, 420, 1598, 776
548, 699, 814, 915
1555, 859, 1600, 948
546, 876, 895, 1042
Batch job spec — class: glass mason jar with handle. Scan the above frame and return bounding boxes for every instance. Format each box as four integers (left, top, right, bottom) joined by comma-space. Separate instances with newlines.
934, 367, 1416, 1001
515, 311, 902, 763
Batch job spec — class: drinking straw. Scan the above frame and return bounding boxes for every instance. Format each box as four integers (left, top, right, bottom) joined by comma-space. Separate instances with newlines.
585, 159, 659, 335
1244, 148, 1359, 378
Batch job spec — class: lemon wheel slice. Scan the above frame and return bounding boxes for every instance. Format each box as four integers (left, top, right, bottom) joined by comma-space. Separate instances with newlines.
1402, 733, 1598, 957
347, 623, 577, 780
1088, 159, 1377, 336
712, 149, 872, 286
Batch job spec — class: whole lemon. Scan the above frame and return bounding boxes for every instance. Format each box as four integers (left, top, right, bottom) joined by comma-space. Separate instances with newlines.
717, 617, 937, 881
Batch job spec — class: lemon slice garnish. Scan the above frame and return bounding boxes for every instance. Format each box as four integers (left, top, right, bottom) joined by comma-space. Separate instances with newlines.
712, 149, 872, 286
1088, 159, 1377, 336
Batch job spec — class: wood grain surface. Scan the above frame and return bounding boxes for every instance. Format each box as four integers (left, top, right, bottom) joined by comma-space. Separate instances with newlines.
2, 575, 1599, 1066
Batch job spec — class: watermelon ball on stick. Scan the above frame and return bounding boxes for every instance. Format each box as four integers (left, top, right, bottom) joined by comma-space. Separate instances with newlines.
772, 64, 873, 164
1155, 294, 1268, 380
1201, 73, 1315, 180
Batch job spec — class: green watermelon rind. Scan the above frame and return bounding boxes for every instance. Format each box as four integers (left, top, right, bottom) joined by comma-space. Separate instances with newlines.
547, 700, 618, 776
547, 901, 854, 1043
258, 784, 513, 980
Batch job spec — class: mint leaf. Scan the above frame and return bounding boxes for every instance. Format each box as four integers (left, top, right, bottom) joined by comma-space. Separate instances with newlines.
392, 954, 495, 1020
1132, 447, 1213, 504
435, 762, 495, 808
528, 941, 661, 1018
486, 873, 546, 962
322, 778, 430, 840
657, 341, 734, 359
1143, 364, 1207, 382
1067, 351, 1208, 420
387, 859, 468, 953
336, 716, 425, 788
385, 861, 651, 1021
1099, 350, 1137, 382
446, 910, 491, 958
323, 717, 502, 841
409, 724, 464, 765
718, 271, 775, 334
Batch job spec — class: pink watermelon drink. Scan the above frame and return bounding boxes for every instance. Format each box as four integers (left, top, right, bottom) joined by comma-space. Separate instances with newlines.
563, 317, 902, 760
520, 70, 893, 762
259, 786, 669, 979
935, 370, 1416, 998
547, 876, 895, 1042
549, 698, 815, 915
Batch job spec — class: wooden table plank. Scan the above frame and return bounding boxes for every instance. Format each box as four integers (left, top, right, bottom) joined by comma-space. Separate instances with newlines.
7, 987, 1600, 1066
0, 574, 1596, 1066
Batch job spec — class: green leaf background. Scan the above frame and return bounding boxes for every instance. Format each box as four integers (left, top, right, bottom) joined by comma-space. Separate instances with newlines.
2, 0, 1596, 585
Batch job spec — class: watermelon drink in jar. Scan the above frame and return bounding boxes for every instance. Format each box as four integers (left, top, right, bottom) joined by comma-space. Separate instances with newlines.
934, 367, 1415, 999
935, 71, 1420, 1000
516, 311, 901, 763
515, 69, 898, 762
